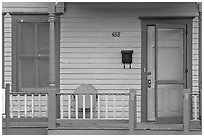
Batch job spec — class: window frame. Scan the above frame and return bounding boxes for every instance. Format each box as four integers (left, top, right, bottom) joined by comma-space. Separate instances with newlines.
11, 14, 60, 92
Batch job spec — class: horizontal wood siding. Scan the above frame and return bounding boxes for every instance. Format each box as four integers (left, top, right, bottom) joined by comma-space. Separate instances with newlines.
2, 2, 50, 13
192, 17, 200, 119
60, 3, 142, 121
3, 13, 12, 90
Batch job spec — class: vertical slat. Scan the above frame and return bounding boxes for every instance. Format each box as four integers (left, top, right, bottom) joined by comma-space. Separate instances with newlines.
10, 94, 13, 118
18, 94, 20, 118
76, 95, 78, 119
24, 94, 27, 118
60, 95, 64, 119
83, 95, 85, 119
113, 95, 116, 119
194, 95, 198, 120
68, 95, 71, 119
90, 95, 93, 119
98, 95, 100, 119
39, 94, 41, 118
122, 95, 125, 119
31, 94, 34, 118
45, 94, 48, 117
106, 95, 108, 119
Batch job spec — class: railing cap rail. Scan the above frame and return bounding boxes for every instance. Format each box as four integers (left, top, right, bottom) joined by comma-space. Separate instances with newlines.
56, 92, 130, 95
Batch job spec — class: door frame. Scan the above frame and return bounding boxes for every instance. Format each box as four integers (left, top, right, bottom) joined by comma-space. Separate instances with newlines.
140, 18, 193, 123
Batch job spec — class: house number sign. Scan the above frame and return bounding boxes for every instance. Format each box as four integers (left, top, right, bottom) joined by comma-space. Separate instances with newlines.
112, 32, 120, 37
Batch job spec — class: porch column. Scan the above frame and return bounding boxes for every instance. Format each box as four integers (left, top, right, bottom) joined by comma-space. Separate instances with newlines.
49, 13, 56, 87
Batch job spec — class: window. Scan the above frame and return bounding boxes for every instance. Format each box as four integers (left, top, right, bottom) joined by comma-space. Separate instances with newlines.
18, 22, 49, 88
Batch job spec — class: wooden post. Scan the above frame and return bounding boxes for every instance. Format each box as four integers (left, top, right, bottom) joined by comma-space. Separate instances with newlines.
5, 84, 10, 135
49, 13, 56, 87
198, 3, 202, 124
48, 88, 56, 128
183, 89, 190, 133
129, 89, 136, 134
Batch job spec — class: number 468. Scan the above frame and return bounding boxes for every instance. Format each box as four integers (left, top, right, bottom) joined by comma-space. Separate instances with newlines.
112, 32, 120, 37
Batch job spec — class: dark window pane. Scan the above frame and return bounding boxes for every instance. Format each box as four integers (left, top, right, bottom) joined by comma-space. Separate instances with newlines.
37, 23, 49, 55
20, 23, 35, 55
21, 58, 36, 87
38, 58, 49, 87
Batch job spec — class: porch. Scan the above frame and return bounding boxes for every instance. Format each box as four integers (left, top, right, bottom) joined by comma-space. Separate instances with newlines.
2, 84, 201, 135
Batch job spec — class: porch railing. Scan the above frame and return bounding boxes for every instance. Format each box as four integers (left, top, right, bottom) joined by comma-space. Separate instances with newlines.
51, 90, 137, 131
58, 93, 129, 120
2, 83, 201, 134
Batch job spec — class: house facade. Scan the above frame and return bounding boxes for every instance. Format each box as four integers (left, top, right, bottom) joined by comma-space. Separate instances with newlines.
2, 2, 202, 135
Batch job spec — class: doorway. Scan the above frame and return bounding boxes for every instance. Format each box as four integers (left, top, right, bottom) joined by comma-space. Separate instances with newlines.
142, 22, 190, 124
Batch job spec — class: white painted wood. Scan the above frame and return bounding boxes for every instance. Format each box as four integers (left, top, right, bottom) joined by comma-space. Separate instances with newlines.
60, 4, 142, 120
68, 95, 71, 119
45, 94, 48, 117
194, 95, 198, 120
10, 94, 13, 118
60, 73, 141, 80
18, 94, 20, 118
90, 95, 93, 119
60, 58, 140, 64
60, 79, 141, 85
113, 95, 116, 119
2, 2, 50, 13
105, 95, 108, 119
60, 47, 141, 53
98, 95, 100, 119
60, 95, 64, 119
122, 95, 125, 119
60, 85, 140, 90
3, 13, 12, 88
83, 95, 85, 119
24, 94, 27, 118
75, 95, 78, 119
60, 69, 141, 74
39, 94, 41, 118
31, 94, 34, 118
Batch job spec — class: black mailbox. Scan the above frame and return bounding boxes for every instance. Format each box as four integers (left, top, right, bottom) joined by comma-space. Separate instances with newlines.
121, 50, 133, 69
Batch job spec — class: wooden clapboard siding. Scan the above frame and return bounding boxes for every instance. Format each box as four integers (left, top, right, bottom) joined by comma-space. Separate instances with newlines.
192, 17, 199, 93
2, 2, 50, 13
192, 17, 200, 119
60, 3, 142, 121
60, 2, 199, 122
3, 13, 12, 89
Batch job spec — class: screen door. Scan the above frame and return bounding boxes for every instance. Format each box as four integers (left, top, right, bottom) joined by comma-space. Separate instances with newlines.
147, 24, 187, 124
